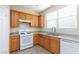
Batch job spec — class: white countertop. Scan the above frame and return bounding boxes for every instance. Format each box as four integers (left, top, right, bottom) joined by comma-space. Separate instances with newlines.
10, 34, 19, 36
59, 35, 79, 42
10, 30, 79, 42
39, 32, 79, 42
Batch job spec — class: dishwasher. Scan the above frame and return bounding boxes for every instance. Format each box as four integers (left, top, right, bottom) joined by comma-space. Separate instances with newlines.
60, 39, 79, 54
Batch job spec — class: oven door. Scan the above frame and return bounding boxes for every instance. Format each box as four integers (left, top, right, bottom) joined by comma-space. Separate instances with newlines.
20, 33, 33, 50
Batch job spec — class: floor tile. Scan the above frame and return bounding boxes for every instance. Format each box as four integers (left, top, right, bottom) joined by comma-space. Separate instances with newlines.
11, 45, 51, 54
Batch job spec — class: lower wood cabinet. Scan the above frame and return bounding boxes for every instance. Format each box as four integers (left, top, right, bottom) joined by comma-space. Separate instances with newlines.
38, 34, 50, 50
33, 34, 38, 45
50, 37, 60, 54
38, 36, 44, 46
43, 37, 50, 50
10, 35, 20, 53
33, 34, 60, 54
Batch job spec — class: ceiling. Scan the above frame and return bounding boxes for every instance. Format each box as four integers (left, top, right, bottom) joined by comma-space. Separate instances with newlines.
10, 5, 52, 13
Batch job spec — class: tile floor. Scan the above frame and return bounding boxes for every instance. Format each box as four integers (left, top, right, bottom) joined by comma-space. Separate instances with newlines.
12, 45, 51, 54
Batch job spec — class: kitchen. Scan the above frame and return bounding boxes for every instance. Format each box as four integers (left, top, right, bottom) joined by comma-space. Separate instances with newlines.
0, 5, 79, 54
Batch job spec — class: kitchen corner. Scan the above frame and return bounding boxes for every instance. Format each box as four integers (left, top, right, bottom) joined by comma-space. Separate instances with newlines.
1, 5, 79, 54
10, 26, 61, 54
10, 26, 79, 54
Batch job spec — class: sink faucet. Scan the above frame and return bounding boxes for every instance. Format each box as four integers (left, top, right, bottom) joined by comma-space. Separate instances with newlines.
52, 27, 56, 34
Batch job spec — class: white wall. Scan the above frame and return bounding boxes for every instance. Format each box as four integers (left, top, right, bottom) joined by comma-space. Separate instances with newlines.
0, 5, 10, 54
77, 5, 79, 31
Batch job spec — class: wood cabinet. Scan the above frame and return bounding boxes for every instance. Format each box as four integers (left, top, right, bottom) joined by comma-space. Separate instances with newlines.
25, 14, 33, 21
31, 15, 44, 28
10, 35, 20, 53
38, 36, 44, 46
38, 34, 50, 50
14, 11, 20, 27
33, 34, 44, 46
10, 10, 19, 28
19, 12, 26, 20
10, 10, 15, 28
31, 15, 39, 27
38, 16, 44, 28
10, 10, 40, 28
42, 36, 50, 50
33, 34, 39, 45
10, 10, 44, 28
33, 34, 60, 54
50, 37, 60, 54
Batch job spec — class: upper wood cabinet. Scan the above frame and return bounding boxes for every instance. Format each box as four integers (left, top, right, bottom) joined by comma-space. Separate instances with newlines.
25, 14, 33, 21
14, 11, 20, 27
19, 12, 26, 20
31, 15, 39, 27
10, 10, 44, 28
10, 10, 19, 28
10, 10, 15, 28
31, 15, 44, 28
38, 15, 44, 28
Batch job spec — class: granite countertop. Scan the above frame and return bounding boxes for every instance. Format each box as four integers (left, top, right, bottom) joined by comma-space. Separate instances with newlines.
37, 31, 60, 39
10, 34, 19, 36
10, 30, 79, 42
59, 34, 79, 42
38, 31, 79, 42
10, 32, 19, 36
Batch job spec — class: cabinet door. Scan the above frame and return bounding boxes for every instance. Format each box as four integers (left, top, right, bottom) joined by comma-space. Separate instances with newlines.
37, 34, 44, 46
50, 37, 60, 54
39, 35, 50, 50
38, 16, 44, 28
14, 11, 19, 27
10, 36, 20, 52
39, 37, 44, 46
33, 34, 39, 45
26, 14, 33, 21
31, 15, 38, 27
43, 37, 50, 50
10, 10, 19, 28
10, 10, 15, 28
19, 13, 26, 20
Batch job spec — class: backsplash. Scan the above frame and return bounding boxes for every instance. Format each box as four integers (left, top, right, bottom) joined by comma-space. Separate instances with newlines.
10, 27, 19, 34
10, 27, 41, 33
40, 28, 56, 33
10, 27, 54, 34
